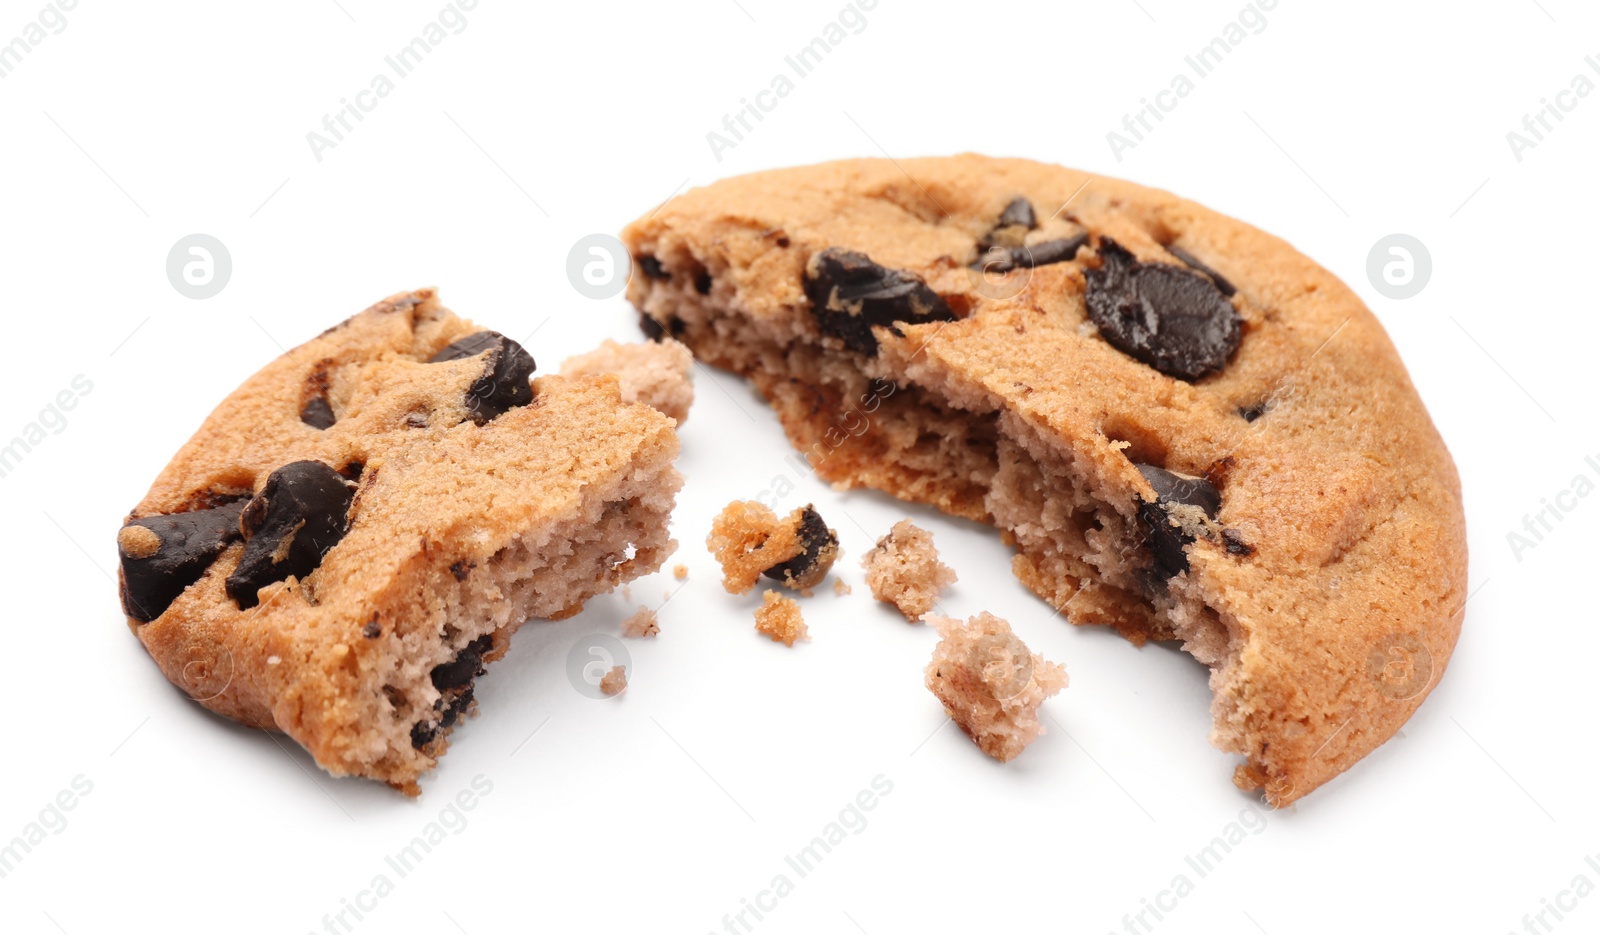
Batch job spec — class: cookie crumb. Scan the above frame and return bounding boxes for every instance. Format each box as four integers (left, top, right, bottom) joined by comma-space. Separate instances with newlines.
925, 612, 1067, 762
754, 590, 808, 646
599, 665, 628, 696
707, 501, 840, 593
863, 520, 956, 620
833, 578, 853, 596
673, 564, 689, 579
560, 338, 695, 423
621, 606, 659, 638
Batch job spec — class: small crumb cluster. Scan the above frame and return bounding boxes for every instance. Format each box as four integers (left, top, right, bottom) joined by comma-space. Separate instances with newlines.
707, 501, 841, 593
754, 590, 809, 647
925, 612, 1067, 762
673, 564, 689, 580
620, 606, 659, 639
599, 665, 628, 696
862, 520, 956, 620
560, 337, 695, 424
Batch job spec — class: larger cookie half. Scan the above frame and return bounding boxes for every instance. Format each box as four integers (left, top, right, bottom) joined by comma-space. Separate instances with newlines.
117, 290, 682, 794
623, 155, 1466, 805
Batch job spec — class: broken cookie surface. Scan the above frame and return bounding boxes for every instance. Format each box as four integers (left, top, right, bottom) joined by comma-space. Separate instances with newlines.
926, 613, 1067, 762
560, 337, 694, 424
624, 155, 1468, 805
117, 289, 683, 794
862, 520, 956, 620
707, 501, 840, 593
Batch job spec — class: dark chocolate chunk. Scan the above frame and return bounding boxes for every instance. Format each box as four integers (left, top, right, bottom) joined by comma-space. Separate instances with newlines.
1239, 403, 1266, 423
971, 234, 1089, 274
362, 616, 381, 639
763, 505, 840, 588
639, 313, 667, 342
997, 196, 1038, 231
1222, 530, 1257, 557
428, 331, 536, 424
1085, 238, 1242, 381
637, 255, 670, 280
694, 271, 713, 295
225, 461, 355, 608
430, 635, 493, 691
1135, 464, 1222, 578
449, 560, 474, 581
300, 396, 336, 430
978, 197, 1040, 252
439, 685, 475, 728
118, 500, 246, 622
803, 248, 955, 355
410, 720, 438, 749
1167, 245, 1237, 297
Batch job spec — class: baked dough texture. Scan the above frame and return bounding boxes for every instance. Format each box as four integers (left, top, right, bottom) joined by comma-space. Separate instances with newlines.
623, 155, 1467, 805
117, 290, 682, 794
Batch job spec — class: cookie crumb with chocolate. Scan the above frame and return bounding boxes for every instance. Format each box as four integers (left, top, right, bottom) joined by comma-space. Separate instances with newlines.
707, 501, 840, 593
560, 338, 694, 423
754, 590, 808, 646
621, 607, 659, 638
599, 665, 628, 696
863, 520, 956, 620
925, 613, 1067, 762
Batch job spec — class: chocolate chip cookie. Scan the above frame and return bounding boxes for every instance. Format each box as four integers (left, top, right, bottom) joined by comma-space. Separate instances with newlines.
622, 155, 1468, 805
117, 289, 683, 794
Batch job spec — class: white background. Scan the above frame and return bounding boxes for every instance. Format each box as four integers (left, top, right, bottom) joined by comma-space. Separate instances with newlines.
0, 1, 1594, 933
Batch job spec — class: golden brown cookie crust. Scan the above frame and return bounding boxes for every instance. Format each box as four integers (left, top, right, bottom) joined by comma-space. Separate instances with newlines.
120, 290, 682, 794
623, 155, 1467, 805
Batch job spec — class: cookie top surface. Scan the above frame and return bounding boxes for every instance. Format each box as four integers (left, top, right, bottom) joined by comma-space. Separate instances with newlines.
624, 155, 1468, 803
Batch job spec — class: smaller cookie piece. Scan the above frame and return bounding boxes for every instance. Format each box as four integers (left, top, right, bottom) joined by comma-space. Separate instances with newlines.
862, 520, 957, 620
673, 564, 689, 580
621, 606, 660, 638
599, 665, 628, 696
754, 590, 808, 647
707, 501, 840, 593
833, 578, 852, 596
560, 338, 694, 423
925, 613, 1067, 762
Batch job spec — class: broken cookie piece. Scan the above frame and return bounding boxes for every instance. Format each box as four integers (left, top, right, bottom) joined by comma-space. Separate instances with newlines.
599, 665, 628, 696
707, 501, 841, 593
621, 606, 660, 638
754, 590, 808, 646
116, 289, 683, 795
925, 613, 1067, 762
560, 337, 695, 423
862, 520, 957, 621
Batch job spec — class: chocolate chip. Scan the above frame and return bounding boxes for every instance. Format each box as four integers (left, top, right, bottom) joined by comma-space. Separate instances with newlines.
1135, 464, 1222, 578
997, 197, 1038, 231
695, 271, 712, 295
362, 616, 381, 639
410, 720, 438, 749
430, 634, 492, 691
299, 396, 336, 430
225, 461, 355, 609
639, 313, 667, 342
118, 500, 246, 622
978, 197, 1039, 252
439, 685, 475, 728
450, 560, 474, 581
1167, 245, 1237, 297
637, 255, 670, 280
803, 248, 955, 355
1222, 530, 1256, 557
428, 331, 536, 424
972, 234, 1089, 274
1085, 238, 1242, 381
763, 505, 840, 589
1239, 403, 1266, 422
